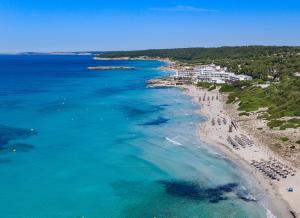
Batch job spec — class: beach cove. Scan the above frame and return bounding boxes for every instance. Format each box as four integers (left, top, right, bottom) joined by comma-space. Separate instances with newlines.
0, 55, 278, 217
182, 85, 299, 218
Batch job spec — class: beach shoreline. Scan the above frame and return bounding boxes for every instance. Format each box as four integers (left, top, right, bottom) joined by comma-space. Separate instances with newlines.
181, 85, 300, 218
98, 56, 299, 217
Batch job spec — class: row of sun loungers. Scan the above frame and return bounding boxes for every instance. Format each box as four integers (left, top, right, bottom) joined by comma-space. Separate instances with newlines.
211, 117, 227, 126
251, 159, 296, 181
227, 136, 240, 149
235, 135, 254, 147
227, 134, 254, 149
199, 94, 218, 102
234, 135, 246, 148
240, 134, 254, 146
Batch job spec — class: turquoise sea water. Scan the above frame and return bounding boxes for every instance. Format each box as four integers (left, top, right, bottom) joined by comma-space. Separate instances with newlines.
0, 55, 266, 218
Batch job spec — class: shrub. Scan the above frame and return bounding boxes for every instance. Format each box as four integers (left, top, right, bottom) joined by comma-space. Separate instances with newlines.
239, 112, 250, 116
280, 137, 289, 142
220, 84, 236, 92
197, 82, 211, 89
267, 120, 284, 129
208, 85, 216, 91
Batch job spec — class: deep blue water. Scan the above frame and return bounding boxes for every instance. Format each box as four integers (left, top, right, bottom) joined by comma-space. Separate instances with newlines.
0, 55, 267, 217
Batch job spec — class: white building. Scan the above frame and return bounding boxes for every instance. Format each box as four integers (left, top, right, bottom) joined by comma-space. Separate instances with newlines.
227, 74, 253, 81
176, 64, 252, 84
175, 69, 194, 78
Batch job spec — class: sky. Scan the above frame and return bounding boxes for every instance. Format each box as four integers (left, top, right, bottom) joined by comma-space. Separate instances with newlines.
0, 0, 300, 52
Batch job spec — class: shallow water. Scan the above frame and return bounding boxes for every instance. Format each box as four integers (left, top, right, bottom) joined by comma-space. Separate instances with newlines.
0, 55, 266, 217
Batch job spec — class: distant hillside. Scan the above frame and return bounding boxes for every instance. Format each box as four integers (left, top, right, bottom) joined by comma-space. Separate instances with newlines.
99, 46, 300, 80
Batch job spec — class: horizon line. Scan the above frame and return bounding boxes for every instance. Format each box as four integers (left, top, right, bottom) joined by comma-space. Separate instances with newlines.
1, 44, 300, 55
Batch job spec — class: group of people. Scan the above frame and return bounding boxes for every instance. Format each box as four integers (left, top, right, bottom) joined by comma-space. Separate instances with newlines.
198, 94, 218, 102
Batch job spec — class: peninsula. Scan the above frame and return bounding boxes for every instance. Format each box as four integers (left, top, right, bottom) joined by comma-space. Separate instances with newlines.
87, 66, 135, 70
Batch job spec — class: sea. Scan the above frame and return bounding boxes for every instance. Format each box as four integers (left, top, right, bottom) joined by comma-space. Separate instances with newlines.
0, 54, 267, 218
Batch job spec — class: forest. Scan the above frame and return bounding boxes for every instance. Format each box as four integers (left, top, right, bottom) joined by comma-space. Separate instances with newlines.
100, 46, 300, 80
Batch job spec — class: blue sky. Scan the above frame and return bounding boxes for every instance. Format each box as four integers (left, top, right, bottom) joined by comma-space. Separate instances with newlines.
1, 0, 300, 52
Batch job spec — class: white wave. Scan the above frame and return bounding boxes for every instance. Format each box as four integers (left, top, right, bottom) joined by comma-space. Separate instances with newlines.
165, 137, 182, 145
210, 151, 221, 156
266, 209, 277, 218
245, 193, 257, 201
261, 202, 277, 218
241, 185, 247, 191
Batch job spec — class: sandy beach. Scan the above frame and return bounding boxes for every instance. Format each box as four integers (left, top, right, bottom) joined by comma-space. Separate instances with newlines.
182, 85, 300, 218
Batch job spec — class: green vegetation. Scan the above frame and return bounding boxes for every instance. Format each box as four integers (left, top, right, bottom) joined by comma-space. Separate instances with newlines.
100, 46, 300, 80
280, 137, 289, 142
239, 112, 250, 116
296, 140, 300, 144
219, 83, 237, 92
226, 86, 273, 112
208, 85, 216, 91
279, 119, 300, 130
196, 82, 217, 91
196, 82, 212, 89
267, 120, 285, 129
220, 77, 300, 129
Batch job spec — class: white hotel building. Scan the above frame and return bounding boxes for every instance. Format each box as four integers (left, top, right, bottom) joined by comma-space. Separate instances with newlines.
175, 64, 252, 84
